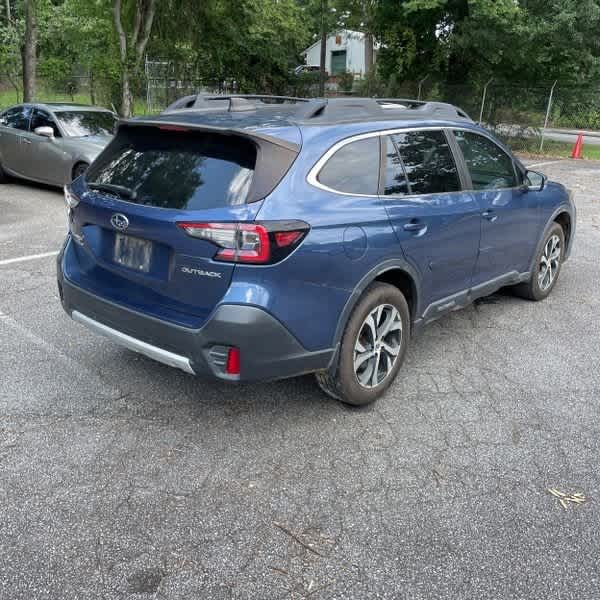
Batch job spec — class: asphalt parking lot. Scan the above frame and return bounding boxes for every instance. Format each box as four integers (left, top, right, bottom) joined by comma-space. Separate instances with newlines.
1, 160, 599, 599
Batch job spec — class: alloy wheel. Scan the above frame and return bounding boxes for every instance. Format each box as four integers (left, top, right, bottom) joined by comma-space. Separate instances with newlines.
538, 234, 561, 291
354, 303, 403, 389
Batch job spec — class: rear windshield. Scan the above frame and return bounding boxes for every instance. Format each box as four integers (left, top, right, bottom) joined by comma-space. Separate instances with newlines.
85, 127, 256, 209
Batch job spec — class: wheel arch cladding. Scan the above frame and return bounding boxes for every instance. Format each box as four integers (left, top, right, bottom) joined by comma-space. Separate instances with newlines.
373, 268, 418, 322
333, 262, 420, 348
554, 211, 571, 251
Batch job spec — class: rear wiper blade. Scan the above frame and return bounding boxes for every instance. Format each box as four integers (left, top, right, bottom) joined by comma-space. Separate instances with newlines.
87, 182, 137, 200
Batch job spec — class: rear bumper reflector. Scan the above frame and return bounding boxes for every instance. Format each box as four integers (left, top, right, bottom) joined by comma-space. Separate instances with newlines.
71, 310, 195, 374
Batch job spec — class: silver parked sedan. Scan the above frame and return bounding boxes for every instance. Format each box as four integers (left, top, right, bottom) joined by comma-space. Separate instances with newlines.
0, 103, 116, 186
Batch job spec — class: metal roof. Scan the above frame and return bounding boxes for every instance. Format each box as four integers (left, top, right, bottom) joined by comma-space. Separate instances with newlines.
34, 102, 113, 112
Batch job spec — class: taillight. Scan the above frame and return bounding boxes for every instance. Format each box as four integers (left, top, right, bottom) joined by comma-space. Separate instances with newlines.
225, 347, 241, 375
177, 221, 309, 264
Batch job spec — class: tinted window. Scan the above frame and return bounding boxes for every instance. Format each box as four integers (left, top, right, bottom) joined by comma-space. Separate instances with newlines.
55, 111, 116, 137
384, 136, 409, 195
0, 106, 32, 131
0, 107, 20, 127
86, 128, 256, 209
31, 109, 61, 137
391, 130, 461, 195
454, 130, 517, 190
318, 137, 379, 195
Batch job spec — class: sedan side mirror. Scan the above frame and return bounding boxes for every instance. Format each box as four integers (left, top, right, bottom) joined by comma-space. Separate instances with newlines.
523, 169, 546, 192
34, 126, 55, 139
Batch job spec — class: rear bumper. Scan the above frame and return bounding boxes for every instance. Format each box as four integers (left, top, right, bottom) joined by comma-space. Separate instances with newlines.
57, 240, 334, 382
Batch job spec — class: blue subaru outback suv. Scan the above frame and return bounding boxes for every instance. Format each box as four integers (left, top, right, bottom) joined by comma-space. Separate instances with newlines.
57, 96, 575, 405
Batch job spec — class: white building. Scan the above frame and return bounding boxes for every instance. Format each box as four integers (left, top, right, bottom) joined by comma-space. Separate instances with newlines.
302, 29, 377, 77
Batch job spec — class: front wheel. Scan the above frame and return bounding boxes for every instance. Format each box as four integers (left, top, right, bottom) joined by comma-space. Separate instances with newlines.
0, 159, 9, 184
71, 162, 89, 181
513, 222, 565, 301
316, 282, 410, 406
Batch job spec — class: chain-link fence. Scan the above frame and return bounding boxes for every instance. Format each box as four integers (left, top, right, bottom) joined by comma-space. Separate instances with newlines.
415, 80, 600, 159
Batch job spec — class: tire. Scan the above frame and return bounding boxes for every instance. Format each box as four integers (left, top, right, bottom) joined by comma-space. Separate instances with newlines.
512, 222, 565, 301
316, 282, 411, 406
0, 159, 9, 184
71, 162, 89, 181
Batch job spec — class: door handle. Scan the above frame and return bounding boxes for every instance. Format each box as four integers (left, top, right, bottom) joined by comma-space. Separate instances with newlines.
21, 137, 31, 145
482, 210, 497, 222
403, 220, 427, 234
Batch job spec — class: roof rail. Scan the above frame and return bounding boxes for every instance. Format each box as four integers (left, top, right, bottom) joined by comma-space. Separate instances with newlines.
162, 93, 472, 122
163, 94, 308, 114
293, 97, 473, 123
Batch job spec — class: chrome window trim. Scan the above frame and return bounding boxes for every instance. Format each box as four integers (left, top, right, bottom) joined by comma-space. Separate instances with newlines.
307, 125, 522, 199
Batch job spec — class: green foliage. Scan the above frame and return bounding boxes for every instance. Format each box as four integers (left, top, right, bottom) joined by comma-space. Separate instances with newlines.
337, 70, 354, 91
3, 0, 600, 117
354, 70, 386, 96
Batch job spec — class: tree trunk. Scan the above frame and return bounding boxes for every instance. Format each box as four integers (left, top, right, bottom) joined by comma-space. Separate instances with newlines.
6, 0, 11, 22
22, 0, 37, 103
112, 0, 156, 117
318, 0, 327, 97
364, 32, 374, 75
90, 72, 96, 105
121, 71, 132, 118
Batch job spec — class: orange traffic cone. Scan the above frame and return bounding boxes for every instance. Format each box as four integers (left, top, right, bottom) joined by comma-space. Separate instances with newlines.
571, 134, 584, 159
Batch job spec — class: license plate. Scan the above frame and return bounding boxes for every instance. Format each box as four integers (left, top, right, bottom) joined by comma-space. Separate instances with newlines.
113, 233, 153, 273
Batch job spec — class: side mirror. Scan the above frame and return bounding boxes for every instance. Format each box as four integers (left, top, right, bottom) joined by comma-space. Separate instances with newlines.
523, 169, 546, 192
34, 126, 55, 139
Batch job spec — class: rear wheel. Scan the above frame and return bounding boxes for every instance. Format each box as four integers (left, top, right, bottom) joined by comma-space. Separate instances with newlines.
72, 162, 89, 181
513, 222, 565, 301
0, 159, 9, 183
316, 282, 410, 406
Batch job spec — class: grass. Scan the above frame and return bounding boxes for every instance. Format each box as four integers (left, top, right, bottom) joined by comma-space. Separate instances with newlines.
504, 137, 600, 160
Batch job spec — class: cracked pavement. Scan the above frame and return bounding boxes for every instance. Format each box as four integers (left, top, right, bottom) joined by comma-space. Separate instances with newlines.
0, 159, 599, 599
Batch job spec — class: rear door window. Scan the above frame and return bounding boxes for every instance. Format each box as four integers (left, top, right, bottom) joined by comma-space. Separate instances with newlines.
383, 136, 409, 195
0, 106, 32, 131
86, 128, 257, 209
453, 130, 517, 190
317, 137, 379, 195
391, 130, 461, 195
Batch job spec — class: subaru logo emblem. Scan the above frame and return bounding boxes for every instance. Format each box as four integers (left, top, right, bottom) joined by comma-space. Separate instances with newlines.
111, 213, 129, 231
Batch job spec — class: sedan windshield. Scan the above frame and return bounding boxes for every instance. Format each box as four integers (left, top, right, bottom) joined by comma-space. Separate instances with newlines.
55, 111, 117, 137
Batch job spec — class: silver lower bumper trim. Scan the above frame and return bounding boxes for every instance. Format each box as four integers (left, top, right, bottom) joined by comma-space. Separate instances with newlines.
71, 310, 195, 375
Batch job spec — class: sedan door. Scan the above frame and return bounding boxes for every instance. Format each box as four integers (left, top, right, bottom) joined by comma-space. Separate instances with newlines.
451, 129, 540, 287
23, 108, 70, 185
381, 129, 481, 319
0, 105, 32, 176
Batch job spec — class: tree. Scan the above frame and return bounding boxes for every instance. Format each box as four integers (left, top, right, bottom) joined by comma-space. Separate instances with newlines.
21, 0, 36, 101
112, 0, 157, 116
336, 0, 379, 74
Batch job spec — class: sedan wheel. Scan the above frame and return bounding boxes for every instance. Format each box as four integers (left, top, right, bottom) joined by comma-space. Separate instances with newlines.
72, 162, 89, 181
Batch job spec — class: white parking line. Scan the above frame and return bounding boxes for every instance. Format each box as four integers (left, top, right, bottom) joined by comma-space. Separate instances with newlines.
0, 250, 59, 266
0, 308, 120, 392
